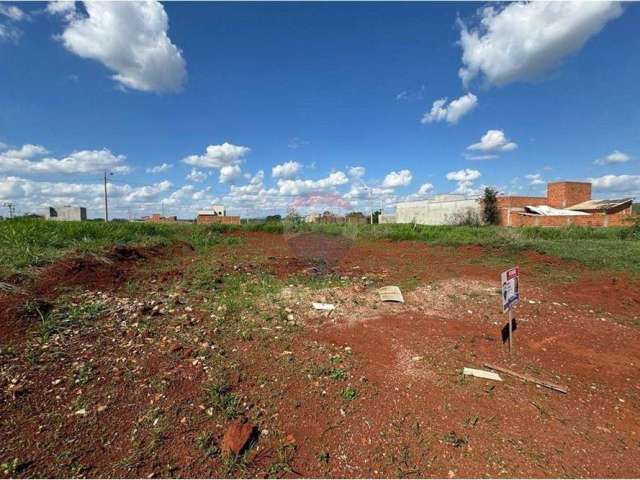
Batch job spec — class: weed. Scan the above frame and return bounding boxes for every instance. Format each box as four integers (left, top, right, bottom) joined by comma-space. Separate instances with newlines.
72, 363, 95, 386
1, 458, 21, 476
205, 383, 239, 419
318, 450, 330, 464
328, 368, 347, 380
444, 431, 468, 448
268, 444, 295, 477
196, 432, 220, 458
341, 386, 357, 401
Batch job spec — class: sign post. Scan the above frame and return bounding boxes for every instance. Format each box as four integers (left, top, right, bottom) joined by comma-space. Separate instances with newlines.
501, 266, 520, 353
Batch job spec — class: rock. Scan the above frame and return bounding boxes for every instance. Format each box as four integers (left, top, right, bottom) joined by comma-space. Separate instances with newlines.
221, 419, 256, 455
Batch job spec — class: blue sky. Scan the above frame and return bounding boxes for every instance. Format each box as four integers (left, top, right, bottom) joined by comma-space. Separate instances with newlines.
1, 1, 639, 219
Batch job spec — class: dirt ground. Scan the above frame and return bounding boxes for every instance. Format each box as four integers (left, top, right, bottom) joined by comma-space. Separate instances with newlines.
1, 231, 639, 478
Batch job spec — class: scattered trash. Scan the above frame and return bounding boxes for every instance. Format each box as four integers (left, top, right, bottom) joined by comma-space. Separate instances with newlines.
462, 367, 502, 382
312, 302, 335, 311
483, 362, 568, 394
378, 286, 404, 303
221, 419, 257, 455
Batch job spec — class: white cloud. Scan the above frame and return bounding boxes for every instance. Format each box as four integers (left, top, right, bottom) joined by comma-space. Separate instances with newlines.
183, 142, 250, 169
525, 173, 545, 185
382, 170, 413, 189
0, 4, 26, 21
50, 1, 186, 93
277, 171, 349, 196
272, 161, 301, 179
186, 168, 208, 182
0, 175, 172, 214
446, 169, 482, 195
219, 164, 242, 184
590, 175, 640, 194
348, 166, 366, 178
146, 162, 172, 174
0, 144, 130, 174
287, 137, 309, 149
593, 150, 631, 166
467, 130, 517, 152
230, 170, 264, 196
418, 183, 434, 195
464, 153, 498, 161
421, 93, 478, 125
458, 1, 623, 87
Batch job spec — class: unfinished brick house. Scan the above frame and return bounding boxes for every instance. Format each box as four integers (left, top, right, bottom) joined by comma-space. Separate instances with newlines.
196, 205, 241, 225
497, 181, 633, 227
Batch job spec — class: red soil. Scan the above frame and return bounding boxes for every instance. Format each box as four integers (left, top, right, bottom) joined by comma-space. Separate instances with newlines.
1, 232, 639, 478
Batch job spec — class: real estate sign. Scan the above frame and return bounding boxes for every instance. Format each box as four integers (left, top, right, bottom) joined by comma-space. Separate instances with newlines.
501, 266, 520, 313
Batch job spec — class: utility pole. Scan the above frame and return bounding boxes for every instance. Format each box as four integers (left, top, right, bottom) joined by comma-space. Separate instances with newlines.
2, 202, 15, 219
103, 170, 109, 222
368, 188, 373, 224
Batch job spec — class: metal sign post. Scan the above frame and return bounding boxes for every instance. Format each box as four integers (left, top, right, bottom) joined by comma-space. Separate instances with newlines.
501, 267, 520, 353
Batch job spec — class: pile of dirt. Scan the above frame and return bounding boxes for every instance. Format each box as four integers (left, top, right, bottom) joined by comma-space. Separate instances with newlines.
0, 243, 191, 346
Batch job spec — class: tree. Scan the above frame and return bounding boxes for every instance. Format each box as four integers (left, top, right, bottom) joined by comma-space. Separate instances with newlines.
482, 187, 499, 225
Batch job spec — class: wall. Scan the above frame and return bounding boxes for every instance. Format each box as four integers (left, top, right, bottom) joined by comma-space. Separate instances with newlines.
197, 215, 241, 225
45, 206, 87, 221
378, 214, 396, 224
510, 209, 631, 227
547, 182, 591, 208
395, 198, 481, 225
496, 196, 547, 226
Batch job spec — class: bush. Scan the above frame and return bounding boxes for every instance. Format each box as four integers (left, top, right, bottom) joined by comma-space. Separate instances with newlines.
482, 187, 499, 225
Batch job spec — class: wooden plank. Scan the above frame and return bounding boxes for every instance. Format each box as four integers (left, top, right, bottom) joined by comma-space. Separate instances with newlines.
463, 367, 502, 381
483, 362, 568, 394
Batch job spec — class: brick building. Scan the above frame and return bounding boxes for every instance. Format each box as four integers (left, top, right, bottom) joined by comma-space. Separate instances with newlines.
497, 181, 633, 227
196, 205, 241, 225
144, 213, 177, 223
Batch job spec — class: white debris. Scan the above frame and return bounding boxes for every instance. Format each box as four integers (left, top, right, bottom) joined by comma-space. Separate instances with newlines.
462, 367, 502, 382
312, 302, 336, 311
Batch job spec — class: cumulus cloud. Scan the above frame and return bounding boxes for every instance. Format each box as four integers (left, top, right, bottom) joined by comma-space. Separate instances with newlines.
0, 4, 25, 43
348, 166, 365, 178
0, 175, 172, 213
590, 174, 640, 194
0, 4, 26, 21
272, 161, 301, 179
0, 143, 130, 174
277, 171, 349, 196
467, 130, 517, 152
49, 1, 187, 93
593, 150, 631, 166
230, 170, 264, 196
186, 168, 208, 182
458, 1, 623, 87
146, 162, 172, 174
525, 173, 545, 185
446, 169, 481, 195
421, 93, 478, 125
183, 142, 250, 169
219, 164, 242, 184
418, 183, 434, 195
382, 170, 413, 189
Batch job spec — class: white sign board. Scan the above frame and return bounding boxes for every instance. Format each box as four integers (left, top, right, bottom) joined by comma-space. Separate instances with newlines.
501, 266, 520, 313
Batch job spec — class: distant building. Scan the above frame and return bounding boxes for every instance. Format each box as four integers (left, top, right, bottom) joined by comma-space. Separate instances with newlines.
44, 206, 87, 222
143, 213, 177, 223
345, 211, 367, 224
387, 182, 633, 227
497, 181, 633, 227
197, 205, 240, 225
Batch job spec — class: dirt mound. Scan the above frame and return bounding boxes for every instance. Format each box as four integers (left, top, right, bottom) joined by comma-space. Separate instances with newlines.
0, 244, 190, 346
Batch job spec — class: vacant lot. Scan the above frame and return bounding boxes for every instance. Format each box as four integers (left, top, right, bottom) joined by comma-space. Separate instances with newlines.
1, 220, 639, 478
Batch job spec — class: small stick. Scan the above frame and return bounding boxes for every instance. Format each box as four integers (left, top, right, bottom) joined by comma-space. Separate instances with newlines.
483, 362, 568, 394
